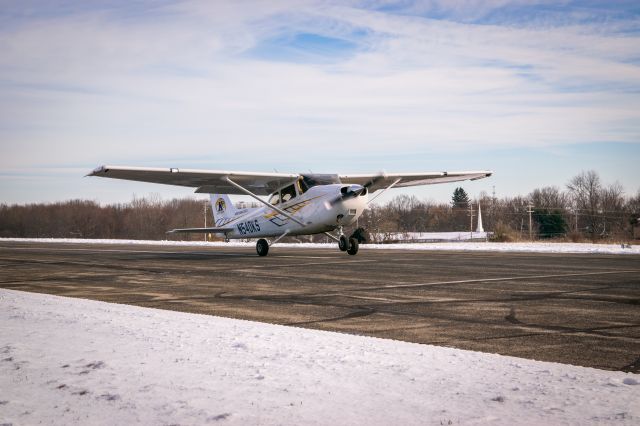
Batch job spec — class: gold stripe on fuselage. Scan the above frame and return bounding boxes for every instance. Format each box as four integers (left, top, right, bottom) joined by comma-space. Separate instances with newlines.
262, 194, 325, 220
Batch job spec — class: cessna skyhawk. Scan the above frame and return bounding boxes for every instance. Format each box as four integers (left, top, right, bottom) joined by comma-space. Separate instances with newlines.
88, 166, 492, 256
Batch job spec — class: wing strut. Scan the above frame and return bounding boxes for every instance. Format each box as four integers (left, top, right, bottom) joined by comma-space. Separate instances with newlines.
223, 176, 306, 227
367, 178, 402, 205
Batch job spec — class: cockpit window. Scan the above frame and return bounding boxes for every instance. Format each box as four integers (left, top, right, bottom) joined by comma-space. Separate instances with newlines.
268, 192, 280, 205
280, 184, 296, 203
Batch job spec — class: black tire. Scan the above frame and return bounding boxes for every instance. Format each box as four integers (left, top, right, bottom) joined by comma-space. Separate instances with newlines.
347, 238, 359, 255
338, 235, 349, 251
256, 239, 269, 256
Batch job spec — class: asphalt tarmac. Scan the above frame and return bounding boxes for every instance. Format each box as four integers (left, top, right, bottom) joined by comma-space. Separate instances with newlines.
1, 241, 638, 372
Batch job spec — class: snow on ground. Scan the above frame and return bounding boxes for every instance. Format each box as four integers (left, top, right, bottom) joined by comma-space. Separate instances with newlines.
2, 237, 639, 255
371, 231, 490, 241
364, 241, 640, 255
1, 289, 638, 425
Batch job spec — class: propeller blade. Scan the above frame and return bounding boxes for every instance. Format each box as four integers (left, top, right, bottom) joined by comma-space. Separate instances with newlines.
325, 172, 387, 208
362, 171, 387, 190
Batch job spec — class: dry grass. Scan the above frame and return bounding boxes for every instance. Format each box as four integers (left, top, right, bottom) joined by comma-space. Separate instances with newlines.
489, 221, 519, 242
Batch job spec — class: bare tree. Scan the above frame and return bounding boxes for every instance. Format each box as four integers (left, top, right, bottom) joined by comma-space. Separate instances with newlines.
600, 182, 625, 237
567, 170, 602, 239
529, 186, 569, 210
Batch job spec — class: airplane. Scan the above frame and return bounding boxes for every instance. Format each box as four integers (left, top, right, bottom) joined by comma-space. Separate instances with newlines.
88, 166, 492, 256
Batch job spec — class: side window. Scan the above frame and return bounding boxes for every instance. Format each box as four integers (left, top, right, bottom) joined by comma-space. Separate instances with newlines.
268, 192, 280, 205
280, 184, 296, 203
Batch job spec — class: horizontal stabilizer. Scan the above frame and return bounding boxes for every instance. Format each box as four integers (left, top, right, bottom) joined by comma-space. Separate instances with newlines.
167, 227, 234, 234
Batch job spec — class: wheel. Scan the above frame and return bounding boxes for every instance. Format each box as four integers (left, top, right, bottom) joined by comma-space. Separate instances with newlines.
256, 239, 269, 256
338, 235, 349, 251
347, 238, 359, 255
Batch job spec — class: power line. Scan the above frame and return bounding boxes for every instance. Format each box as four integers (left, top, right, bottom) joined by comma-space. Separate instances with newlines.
468, 203, 475, 239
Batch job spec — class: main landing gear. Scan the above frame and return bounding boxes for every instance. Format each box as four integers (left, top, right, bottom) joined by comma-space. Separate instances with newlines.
256, 231, 291, 256
257, 230, 360, 257
256, 238, 269, 256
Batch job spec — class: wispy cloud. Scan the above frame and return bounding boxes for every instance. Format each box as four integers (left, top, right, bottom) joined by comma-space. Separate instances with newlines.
0, 0, 638, 201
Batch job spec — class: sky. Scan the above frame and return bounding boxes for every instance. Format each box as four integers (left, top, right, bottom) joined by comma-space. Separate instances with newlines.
1, 0, 639, 205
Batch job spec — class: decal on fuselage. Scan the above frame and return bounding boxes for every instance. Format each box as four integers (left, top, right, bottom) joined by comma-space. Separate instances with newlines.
215, 198, 226, 213
263, 196, 323, 227
236, 220, 261, 235
216, 210, 249, 227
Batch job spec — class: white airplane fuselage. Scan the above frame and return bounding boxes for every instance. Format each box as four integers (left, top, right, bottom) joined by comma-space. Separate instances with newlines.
218, 184, 367, 239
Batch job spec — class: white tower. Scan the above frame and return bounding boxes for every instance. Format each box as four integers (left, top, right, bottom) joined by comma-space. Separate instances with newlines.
476, 201, 484, 233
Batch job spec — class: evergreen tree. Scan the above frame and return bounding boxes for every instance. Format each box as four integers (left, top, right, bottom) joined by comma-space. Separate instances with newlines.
533, 209, 567, 238
452, 187, 470, 209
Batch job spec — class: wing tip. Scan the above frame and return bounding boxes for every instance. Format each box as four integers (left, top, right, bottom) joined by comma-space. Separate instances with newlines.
86, 165, 108, 177
470, 171, 493, 181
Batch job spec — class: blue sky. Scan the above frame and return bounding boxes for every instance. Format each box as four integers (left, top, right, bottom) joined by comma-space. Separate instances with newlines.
1, 0, 639, 205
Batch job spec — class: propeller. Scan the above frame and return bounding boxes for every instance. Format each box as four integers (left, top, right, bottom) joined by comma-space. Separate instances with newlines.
325, 172, 387, 209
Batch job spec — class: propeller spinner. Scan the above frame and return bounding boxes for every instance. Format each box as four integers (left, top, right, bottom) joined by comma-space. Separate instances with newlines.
325, 172, 387, 208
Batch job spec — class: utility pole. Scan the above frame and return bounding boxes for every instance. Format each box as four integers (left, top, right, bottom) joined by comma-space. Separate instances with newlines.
468, 203, 475, 240
527, 203, 534, 240
203, 200, 208, 242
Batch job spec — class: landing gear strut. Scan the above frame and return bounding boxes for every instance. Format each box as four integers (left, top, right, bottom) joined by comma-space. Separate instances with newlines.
256, 231, 290, 257
325, 227, 360, 256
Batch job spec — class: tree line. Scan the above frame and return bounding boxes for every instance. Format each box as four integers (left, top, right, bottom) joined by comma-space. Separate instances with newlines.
1, 170, 638, 242
357, 170, 639, 242
0, 195, 208, 241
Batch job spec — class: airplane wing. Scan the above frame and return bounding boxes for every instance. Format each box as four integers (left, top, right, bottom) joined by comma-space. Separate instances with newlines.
89, 166, 491, 195
88, 166, 299, 195
339, 171, 492, 192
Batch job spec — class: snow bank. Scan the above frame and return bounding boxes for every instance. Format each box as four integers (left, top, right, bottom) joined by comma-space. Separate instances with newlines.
1, 289, 637, 425
363, 241, 640, 255
371, 231, 489, 241
2, 237, 639, 255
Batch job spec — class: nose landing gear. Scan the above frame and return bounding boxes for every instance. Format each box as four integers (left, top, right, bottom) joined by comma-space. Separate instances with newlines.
346, 237, 359, 255
338, 235, 349, 251
337, 227, 359, 255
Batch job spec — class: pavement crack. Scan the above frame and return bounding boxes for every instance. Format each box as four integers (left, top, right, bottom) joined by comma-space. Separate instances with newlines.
285, 306, 376, 326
